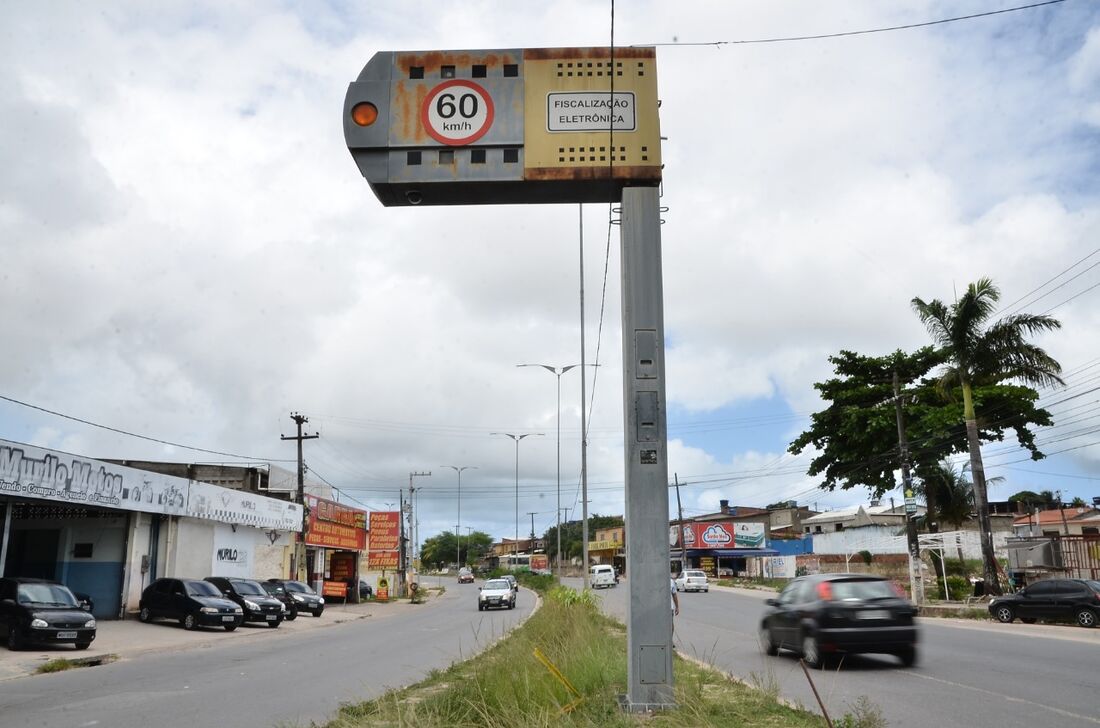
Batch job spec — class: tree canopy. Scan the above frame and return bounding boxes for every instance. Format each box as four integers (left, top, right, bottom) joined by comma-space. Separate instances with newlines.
419, 529, 493, 569
788, 348, 1054, 500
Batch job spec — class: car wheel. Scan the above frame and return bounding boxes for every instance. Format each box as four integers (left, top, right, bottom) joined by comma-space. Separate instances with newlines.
268, 618, 282, 628
75, 641, 91, 651
224, 624, 238, 632
801, 633, 822, 669
1076, 608, 1097, 628
994, 605, 1015, 623
182, 613, 198, 631
1021, 618, 1037, 624
312, 608, 323, 618
897, 646, 917, 668
286, 609, 297, 621
138, 607, 152, 623
759, 625, 778, 656
7, 627, 24, 651
478, 604, 484, 611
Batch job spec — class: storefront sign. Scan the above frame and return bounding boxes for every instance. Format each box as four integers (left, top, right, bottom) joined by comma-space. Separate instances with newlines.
587, 539, 623, 551
189, 480, 301, 531
669, 521, 766, 550
322, 581, 348, 598
304, 495, 367, 550
368, 511, 401, 569
0, 440, 301, 531
211, 524, 253, 578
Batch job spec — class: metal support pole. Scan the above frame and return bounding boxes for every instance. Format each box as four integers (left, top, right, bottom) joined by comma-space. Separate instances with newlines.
579, 203, 591, 591
0, 503, 12, 577
620, 186, 674, 710
893, 372, 924, 605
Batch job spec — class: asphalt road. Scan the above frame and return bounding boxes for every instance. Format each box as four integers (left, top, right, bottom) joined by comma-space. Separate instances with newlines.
0, 579, 531, 728
569, 578, 1100, 728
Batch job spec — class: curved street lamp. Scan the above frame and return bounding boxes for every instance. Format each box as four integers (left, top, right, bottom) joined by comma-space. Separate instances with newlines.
491, 432, 544, 569
441, 465, 476, 567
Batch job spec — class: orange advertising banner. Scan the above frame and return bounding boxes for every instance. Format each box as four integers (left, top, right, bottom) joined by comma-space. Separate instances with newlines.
305, 495, 367, 550
368, 511, 400, 568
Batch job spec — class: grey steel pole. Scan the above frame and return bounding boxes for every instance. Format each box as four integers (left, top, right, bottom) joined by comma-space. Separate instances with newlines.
442, 466, 476, 568
620, 186, 674, 710
579, 203, 591, 591
491, 433, 543, 569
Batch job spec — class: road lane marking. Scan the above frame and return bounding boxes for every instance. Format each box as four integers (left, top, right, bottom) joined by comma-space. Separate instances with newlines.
900, 669, 1100, 725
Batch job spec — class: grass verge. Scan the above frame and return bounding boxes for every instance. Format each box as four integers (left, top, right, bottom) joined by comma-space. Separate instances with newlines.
321, 585, 833, 728
36, 658, 77, 674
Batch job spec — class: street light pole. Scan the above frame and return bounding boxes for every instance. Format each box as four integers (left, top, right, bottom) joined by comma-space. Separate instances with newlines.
442, 465, 476, 568
517, 363, 593, 575
491, 432, 543, 569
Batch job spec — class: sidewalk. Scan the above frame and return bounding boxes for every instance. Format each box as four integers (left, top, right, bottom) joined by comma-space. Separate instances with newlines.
0, 596, 431, 682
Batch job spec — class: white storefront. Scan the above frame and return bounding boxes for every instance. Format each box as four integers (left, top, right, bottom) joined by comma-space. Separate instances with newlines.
0, 439, 301, 618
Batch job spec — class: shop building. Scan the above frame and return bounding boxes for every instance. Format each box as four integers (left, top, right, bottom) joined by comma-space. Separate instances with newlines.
0, 439, 301, 619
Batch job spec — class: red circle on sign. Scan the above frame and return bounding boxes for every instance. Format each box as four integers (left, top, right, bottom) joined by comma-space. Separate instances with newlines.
421, 79, 495, 146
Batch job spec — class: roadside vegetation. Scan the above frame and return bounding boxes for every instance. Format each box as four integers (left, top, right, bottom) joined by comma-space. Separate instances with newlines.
322, 579, 876, 728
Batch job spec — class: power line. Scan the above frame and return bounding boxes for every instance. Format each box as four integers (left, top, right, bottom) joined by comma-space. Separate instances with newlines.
0, 393, 295, 462
641, 1, 1065, 47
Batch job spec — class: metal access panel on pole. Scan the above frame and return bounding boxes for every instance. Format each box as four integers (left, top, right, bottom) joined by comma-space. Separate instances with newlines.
620, 186, 674, 711
343, 47, 661, 206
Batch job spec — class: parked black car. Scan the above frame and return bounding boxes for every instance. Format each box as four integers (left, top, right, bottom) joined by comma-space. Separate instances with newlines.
0, 577, 97, 650
139, 578, 243, 631
206, 577, 285, 627
260, 581, 298, 620
759, 573, 919, 668
265, 579, 325, 617
989, 578, 1100, 628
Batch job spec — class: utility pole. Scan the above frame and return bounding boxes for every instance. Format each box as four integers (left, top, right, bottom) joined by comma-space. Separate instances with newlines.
408, 471, 430, 576
1056, 490, 1071, 536
674, 473, 687, 575
579, 203, 591, 591
281, 412, 318, 581
527, 511, 537, 543
893, 372, 924, 605
398, 489, 407, 597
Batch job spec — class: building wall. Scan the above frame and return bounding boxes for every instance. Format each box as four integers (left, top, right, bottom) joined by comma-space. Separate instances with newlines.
168, 518, 215, 577
121, 512, 154, 616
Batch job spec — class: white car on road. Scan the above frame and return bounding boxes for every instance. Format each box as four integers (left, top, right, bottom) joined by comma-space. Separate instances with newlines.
478, 579, 516, 611
590, 564, 617, 589
675, 570, 710, 592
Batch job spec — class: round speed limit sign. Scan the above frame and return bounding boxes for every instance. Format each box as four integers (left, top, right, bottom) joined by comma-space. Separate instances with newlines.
421, 80, 495, 146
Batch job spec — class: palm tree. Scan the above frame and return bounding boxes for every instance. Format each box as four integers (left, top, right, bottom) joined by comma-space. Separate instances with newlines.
912, 278, 1063, 595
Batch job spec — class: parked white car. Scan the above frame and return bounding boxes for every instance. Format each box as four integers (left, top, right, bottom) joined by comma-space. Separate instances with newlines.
675, 570, 710, 592
590, 564, 617, 589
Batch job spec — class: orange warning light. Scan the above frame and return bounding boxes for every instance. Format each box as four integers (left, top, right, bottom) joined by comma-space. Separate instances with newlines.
351, 102, 378, 127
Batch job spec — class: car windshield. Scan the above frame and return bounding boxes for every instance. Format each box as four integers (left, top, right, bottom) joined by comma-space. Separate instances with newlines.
1085, 580, 1100, 593
829, 579, 897, 601
263, 583, 286, 595
232, 579, 267, 596
484, 580, 510, 590
284, 581, 315, 594
15, 583, 78, 607
185, 580, 222, 597
685, 571, 706, 578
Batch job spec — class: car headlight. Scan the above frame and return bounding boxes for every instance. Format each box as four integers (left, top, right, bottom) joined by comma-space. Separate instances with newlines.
244, 600, 260, 611
279, 603, 286, 612
233, 607, 243, 614
318, 597, 324, 605
30, 618, 49, 629
291, 594, 306, 603
84, 619, 97, 628
200, 606, 219, 614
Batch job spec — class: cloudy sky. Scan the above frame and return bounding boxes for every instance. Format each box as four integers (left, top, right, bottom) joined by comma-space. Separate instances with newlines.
3, 1, 1099, 546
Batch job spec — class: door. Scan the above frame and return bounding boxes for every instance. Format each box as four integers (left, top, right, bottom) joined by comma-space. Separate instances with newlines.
770, 579, 805, 648
0, 579, 15, 638
1018, 581, 1055, 618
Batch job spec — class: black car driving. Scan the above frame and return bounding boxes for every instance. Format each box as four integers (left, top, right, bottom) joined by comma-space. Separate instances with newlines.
265, 579, 325, 617
0, 577, 97, 650
139, 577, 244, 631
989, 578, 1100, 628
759, 573, 919, 668
206, 577, 285, 627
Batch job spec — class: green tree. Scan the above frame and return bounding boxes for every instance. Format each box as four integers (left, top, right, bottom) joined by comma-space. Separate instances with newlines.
420, 529, 493, 569
1008, 490, 1058, 510
917, 461, 975, 563
544, 514, 623, 566
789, 349, 1052, 500
912, 277, 1063, 595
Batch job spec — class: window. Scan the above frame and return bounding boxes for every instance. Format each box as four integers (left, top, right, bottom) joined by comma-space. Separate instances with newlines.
407, 151, 422, 166
73, 542, 94, 558
1026, 581, 1055, 596
503, 64, 518, 77
472, 64, 486, 78
408, 66, 424, 79
814, 525, 822, 533
835, 523, 844, 532
503, 148, 519, 164
470, 148, 486, 164
441, 65, 455, 79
